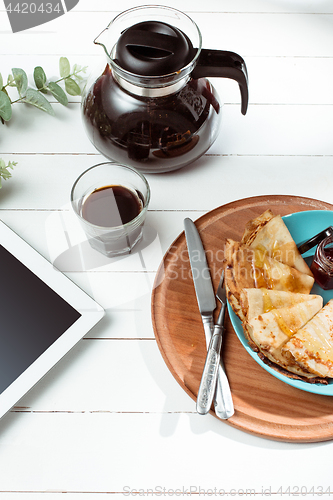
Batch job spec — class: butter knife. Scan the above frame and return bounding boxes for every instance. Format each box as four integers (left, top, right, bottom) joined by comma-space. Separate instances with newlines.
184, 218, 234, 419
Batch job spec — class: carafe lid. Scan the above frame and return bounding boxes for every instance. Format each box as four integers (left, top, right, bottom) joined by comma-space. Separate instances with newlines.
114, 21, 194, 76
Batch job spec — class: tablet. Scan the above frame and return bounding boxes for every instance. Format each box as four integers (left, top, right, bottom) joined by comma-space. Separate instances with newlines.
0, 219, 105, 419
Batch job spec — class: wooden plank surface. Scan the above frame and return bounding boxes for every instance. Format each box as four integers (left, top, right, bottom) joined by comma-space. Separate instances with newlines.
0, 412, 331, 492
2, 155, 333, 214
1, 104, 332, 156
1, 0, 333, 494
1, 12, 333, 56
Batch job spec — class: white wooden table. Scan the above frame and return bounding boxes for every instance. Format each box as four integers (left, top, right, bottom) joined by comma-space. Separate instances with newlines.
1, 0, 333, 496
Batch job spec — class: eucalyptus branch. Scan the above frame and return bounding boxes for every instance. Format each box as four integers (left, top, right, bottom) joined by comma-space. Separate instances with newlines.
0, 159, 17, 188
0, 57, 87, 188
0, 57, 87, 124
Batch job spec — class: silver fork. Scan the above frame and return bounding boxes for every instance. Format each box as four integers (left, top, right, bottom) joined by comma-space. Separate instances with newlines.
196, 271, 234, 418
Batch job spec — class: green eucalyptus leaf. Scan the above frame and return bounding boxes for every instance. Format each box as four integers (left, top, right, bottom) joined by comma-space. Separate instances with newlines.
12, 68, 28, 95
0, 73, 3, 90
23, 88, 55, 116
48, 82, 68, 106
34, 66, 47, 93
7, 74, 15, 87
72, 64, 88, 81
0, 91, 12, 121
59, 57, 70, 78
64, 77, 81, 96
0, 159, 16, 188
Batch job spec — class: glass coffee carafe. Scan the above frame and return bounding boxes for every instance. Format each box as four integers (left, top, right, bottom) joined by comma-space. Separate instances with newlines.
82, 5, 249, 173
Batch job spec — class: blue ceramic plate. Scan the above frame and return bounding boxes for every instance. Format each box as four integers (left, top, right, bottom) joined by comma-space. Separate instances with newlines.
227, 210, 333, 395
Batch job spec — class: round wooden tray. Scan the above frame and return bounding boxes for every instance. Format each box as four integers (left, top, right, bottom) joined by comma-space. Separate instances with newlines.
151, 195, 333, 442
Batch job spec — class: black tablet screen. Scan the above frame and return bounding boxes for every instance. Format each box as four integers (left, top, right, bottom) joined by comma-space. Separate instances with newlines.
0, 245, 81, 394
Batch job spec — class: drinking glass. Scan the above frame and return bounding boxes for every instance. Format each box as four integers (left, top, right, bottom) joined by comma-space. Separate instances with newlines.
71, 162, 150, 257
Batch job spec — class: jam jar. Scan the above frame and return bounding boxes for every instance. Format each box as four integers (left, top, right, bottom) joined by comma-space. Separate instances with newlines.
310, 235, 333, 290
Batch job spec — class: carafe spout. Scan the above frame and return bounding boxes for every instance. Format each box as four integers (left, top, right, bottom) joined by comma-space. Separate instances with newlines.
94, 27, 111, 58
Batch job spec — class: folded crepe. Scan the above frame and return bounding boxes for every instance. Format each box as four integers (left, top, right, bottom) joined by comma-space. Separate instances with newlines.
241, 209, 274, 245
282, 299, 333, 378
241, 210, 312, 277
240, 288, 321, 321
224, 210, 332, 382
225, 239, 315, 321
246, 297, 323, 380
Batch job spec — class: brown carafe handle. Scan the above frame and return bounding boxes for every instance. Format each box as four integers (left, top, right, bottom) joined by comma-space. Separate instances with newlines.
191, 49, 249, 115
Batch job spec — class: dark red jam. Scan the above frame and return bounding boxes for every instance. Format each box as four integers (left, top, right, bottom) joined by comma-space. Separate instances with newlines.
310, 235, 333, 290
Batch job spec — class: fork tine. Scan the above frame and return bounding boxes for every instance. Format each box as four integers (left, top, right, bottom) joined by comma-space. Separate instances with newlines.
216, 269, 226, 304
216, 269, 224, 292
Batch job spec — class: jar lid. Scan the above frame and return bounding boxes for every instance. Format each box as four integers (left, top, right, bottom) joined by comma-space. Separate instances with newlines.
297, 226, 333, 254
114, 21, 194, 76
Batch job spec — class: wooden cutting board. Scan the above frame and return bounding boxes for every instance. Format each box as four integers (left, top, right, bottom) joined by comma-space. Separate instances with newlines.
151, 195, 333, 442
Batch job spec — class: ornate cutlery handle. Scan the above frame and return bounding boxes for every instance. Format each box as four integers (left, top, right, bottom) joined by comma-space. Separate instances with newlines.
214, 358, 234, 420
201, 317, 234, 419
196, 326, 223, 415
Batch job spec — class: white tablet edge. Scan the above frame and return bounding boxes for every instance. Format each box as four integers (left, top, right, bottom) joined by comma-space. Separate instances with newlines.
0, 219, 105, 419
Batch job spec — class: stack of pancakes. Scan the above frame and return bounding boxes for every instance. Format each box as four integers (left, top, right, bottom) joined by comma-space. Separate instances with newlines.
225, 210, 333, 383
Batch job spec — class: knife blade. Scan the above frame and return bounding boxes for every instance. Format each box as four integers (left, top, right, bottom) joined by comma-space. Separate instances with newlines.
184, 218, 234, 419
184, 218, 216, 326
